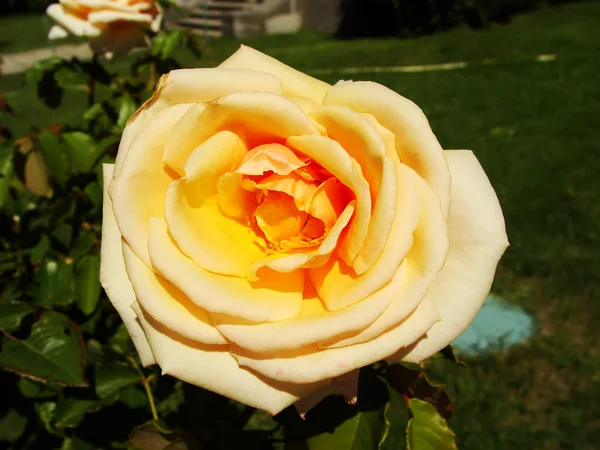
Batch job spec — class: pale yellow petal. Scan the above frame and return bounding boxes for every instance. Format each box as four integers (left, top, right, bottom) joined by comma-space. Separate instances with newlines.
398, 150, 509, 363
321, 169, 449, 348
214, 259, 406, 353
235, 143, 307, 176
88, 10, 152, 24
230, 296, 439, 384
323, 81, 451, 218
100, 164, 155, 366
164, 179, 264, 276
132, 302, 326, 415
47, 3, 102, 37
122, 243, 226, 345
112, 103, 192, 266
148, 219, 303, 322
220, 45, 330, 104
164, 92, 319, 175
287, 135, 371, 268
308, 163, 419, 311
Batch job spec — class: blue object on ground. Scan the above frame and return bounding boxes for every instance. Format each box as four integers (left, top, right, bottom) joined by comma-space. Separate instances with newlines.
451, 295, 535, 357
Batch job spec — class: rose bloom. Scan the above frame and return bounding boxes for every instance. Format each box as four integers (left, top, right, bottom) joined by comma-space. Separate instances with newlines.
46, 0, 162, 59
101, 46, 508, 415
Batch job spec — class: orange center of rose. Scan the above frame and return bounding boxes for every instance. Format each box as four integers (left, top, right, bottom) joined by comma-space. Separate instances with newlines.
219, 143, 352, 252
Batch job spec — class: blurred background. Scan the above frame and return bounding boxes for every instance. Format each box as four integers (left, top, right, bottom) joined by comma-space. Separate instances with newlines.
1, 0, 599, 449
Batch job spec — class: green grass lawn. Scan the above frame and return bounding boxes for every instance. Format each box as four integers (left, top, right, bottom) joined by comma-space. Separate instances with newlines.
1, 2, 600, 449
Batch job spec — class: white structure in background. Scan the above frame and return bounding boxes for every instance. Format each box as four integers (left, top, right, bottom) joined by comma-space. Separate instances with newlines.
172, 0, 340, 38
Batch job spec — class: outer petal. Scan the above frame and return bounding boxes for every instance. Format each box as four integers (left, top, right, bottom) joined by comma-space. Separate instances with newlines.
398, 150, 509, 363
48, 25, 68, 40
87, 10, 153, 25
323, 81, 451, 218
148, 219, 303, 322
112, 103, 192, 266
230, 296, 440, 384
163, 92, 320, 175
131, 302, 327, 415
114, 68, 283, 177
219, 45, 330, 104
212, 261, 407, 353
122, 243, 226, 345
308, 163, 419, 311
46, 3, 102, 37
100, 164, 154, 366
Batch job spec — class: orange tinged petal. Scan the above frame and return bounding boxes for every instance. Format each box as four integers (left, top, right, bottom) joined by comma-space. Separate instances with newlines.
236, 143, 307, 176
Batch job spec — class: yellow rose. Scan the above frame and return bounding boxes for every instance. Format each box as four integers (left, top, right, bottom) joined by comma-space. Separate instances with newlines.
101, 46, 509, 414
46, 0, 162, 59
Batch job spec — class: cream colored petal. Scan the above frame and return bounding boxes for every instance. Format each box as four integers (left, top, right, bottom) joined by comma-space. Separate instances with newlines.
48, 24, 68, 40
323, 81, 451, 218
164, 179, 264, 276
74, 0, 152, 12
214, 259, 406, 353
398, 150, 509, 363
164, 92, 319, 175
100, 164, 155, 366
248, 201, 355, 278
295, 369, 359, 417
46, 3, 102, 37
310, 106, 397, 274
132, 302, 326, 415
148, 219, 303, 322
287, 135, 371, 269
321, 169, 449, 348
308, 163, 419, 311
122, 243, 226, 345
230, 295, 439, 384
114, 68, 282, 178
235, 144, 307, 176
88, 10, 153, 24
220, 45, 330, 104
112, 103, 192, 266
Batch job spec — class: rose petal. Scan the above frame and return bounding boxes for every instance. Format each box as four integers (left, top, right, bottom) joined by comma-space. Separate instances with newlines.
148, 219, 304, 322
323, 81, 451, 218
213, 258, 406, 353
123, 243, 226, 345
48, 24, 69, 40
397, 150, 509, 363
100, 164, 155, 366
220, 45, 330, 103
321, 168, 449, 348
164, 92, 319, 175
88, 10, 153, 24
236, 143, 307, 176
113, 69, 283, 177
112, 103, 192, 266
131, 302, 326, 415
310, 106, 397, 274
308, 163, 419, 311
230, 295, 439, 384
47, 3, 102, 37
287, 135, 371, 269
164, 179, 265, 276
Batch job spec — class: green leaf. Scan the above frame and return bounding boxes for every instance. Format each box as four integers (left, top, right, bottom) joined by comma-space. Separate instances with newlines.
75, 255, 100, 315
18, 377, 58, 399
84, 182, 103, 210
30, 234, 51, 264
53, 223, 73, 248
0, 409, 28, 443
53, 395, 115, 429
63, 132, 101, 173
379, 385, 410, 450
37, 132, 69, 188
406, 399, 457, 450
35, 401, 58, 436
109, 323, 134, 355
0, 140, 14, 208
0, 311, 88, 386
70, 232, 98, 261
160, 30, 184, 60
25, 56, 62, 85
119, 385, 148, 409
381, 364, 452, 420
0, 303, 35, 332
95, 362, 140, 399
157, 380, 185, 416
54, 64, 88, 90
115, 94, 137, 130
304, 406, 389, 450
34, 260, 76, 307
